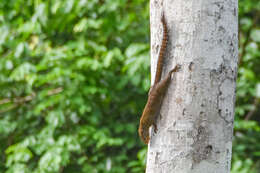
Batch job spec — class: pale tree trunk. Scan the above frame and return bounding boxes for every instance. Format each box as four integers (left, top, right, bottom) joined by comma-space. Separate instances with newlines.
147, 0, 238, 172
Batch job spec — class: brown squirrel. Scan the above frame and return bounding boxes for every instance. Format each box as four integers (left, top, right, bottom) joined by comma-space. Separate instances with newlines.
138, 13, 180, 144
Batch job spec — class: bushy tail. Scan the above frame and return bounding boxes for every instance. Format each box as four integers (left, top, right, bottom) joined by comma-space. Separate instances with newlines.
154, 13, 168, 84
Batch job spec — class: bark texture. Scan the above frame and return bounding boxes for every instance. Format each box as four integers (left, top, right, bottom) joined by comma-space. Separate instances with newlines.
147, 0, 238, 172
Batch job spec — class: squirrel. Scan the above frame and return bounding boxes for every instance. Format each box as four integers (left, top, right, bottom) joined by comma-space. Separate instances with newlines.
138, 13, 180, 144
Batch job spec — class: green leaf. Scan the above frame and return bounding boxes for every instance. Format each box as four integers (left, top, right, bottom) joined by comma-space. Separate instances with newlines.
125, 43, 148, 58
250, 29, 260, 42
10, 62, 36, 81
256, 83, 260, 98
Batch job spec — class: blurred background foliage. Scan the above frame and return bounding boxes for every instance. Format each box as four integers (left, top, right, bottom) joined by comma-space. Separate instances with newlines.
0, 0, 259, 172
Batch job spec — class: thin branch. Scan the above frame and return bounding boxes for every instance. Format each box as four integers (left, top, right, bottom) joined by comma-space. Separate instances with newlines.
0, 105, 17, 114
0, 87, 63, 114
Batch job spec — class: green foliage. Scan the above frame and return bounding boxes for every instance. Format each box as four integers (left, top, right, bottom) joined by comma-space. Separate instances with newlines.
232, 0, 260, 172
0, 0, 259, 172
0, 0, 149, 172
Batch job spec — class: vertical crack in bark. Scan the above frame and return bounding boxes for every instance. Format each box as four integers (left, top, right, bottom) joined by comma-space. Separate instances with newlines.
210, 62, 235, 124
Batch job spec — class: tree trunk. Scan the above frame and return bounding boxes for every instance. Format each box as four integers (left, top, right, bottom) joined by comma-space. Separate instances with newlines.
147, 0, 238, 172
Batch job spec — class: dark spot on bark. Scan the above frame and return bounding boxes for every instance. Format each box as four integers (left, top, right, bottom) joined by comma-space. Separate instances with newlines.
198, 126, 205, 135
182, 108, 186, 116
218, 26, 225, 32
189, 62, 195, 71
156, 44, 159, 53
206, 145, 213, 151
216, 13, 221, 20
155, 151, 160, 163
192, 125, 211, 164
233, 8, 237, 16
204, 145, 213, 157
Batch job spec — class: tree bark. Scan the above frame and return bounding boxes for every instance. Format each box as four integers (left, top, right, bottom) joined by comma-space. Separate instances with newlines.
147, 0, 238, 172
